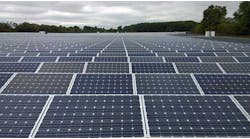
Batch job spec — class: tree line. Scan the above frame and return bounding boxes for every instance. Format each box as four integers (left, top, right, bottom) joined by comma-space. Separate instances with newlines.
0, 21, 197, 33
0, 1, 249, 35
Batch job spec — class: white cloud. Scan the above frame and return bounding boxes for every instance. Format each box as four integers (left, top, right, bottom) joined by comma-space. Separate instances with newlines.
0, 1, 240, 28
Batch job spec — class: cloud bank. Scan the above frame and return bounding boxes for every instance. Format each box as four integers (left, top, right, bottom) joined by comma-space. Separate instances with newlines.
0, 1, 240, 28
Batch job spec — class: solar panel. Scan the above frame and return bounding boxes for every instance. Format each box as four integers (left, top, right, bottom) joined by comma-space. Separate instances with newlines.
136, 74, 199, 94
200, 57, 236, 62
216, 52, 245, 57
9, 53, 37, 56
35, 96, 144, 137
0, 74, 12, 88
0, 95, 48, 137
70, 53, 97, 56
71, 74, 133, 94
186, 52, 215, 56
235, 57, 250, 62
235, 96, 250, 114
21, 57, 57, 62
195, 74, 250, 94
176, 63, 222, 73
99, 53, 127, 56
132, 63, 175, 73
144, 95, 250, 137
0, 57, 20, 62
220, 63, 250, 73
86, 63, 129, 73
128, 53, 155, 56
2, 74, 73, 94
39, 53, 67, 56
39, 63, 85, 73
58, 57, 92, 62
0, 63, 39, 72
157, 52, 185, 56
94, 57, 127, 62
130, 57, 163, 62
164, 57, 199, 62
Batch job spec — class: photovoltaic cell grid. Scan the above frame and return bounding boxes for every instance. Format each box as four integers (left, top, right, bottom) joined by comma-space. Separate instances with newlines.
136, 74, 199, 94
39, 63, 85, 73
132, 63, 175, 73
0, 63, 39, 72
2, 74, 73, 94
0, 95, 48, 137
0, 33, 250, 138
86, 63, 129, 73
176, 63, 222, 73
195, 74, 250, 94
220, 63, 250, 73
144, 96, 250, 137
35, 96, 143, 137
71, 74, 133, 94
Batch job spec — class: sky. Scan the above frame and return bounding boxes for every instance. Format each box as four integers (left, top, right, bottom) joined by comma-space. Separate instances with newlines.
0, 1, 240, 28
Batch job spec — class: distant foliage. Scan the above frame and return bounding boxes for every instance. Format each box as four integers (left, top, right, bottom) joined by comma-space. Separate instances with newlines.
123, 21, 198, 32
193, 2, 250, 35
234, 1, 250, 35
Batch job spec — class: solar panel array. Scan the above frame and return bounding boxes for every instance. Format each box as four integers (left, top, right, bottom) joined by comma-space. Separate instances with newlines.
0, 33, 250, 137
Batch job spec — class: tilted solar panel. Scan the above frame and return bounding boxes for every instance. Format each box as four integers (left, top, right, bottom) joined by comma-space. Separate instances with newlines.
35, 96, 144, 137
144, 95, 250, 137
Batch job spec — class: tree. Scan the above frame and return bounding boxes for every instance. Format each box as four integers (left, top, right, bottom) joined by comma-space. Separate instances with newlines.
201, 5, 227, 31
234, 1, 250, 34
117, 26, 123, 32
0, 23, 12, 32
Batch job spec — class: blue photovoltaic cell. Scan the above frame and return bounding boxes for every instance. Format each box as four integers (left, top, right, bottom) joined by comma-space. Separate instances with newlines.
176, 63, 222, 73
2, 74, 73, 94
0, 74, 12, 88
0, 57, 20, 62
0, 95, 48, 137
70, 53, 97, 56
39, 63, 85, 73
130, 57, 163, 62
132, 63, 175, 73
145, 95, 250, 137
21, 57, 57, 62
128, 53, 155, 56
86, 63, 129, 73
235, 96, 250, 114
235, 57, 250, 62
200, 57, 236, 62
220, 63, 250, 73
58, 57, 92, 62
35, 96, 143, 138
39, 53, 67, 56
0, 63, 39, 72
71, 74, 133, 94
136, 74, 199, 94
195, 74, 250, 94
216, 52, 245, 57
186, 53, 215, 56
94, 57, 127, 62
164, 57, 199, 62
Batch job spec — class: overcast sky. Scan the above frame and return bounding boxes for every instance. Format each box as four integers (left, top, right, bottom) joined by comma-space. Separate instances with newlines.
0, 1, 240, 28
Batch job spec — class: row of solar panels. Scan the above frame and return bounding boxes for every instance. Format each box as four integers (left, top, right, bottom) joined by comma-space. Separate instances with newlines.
1, 56, 250, 62
0, 62, 249, 73
1, 52, 250, 57
0, 73, 250, 95
0, 95, 249, 137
